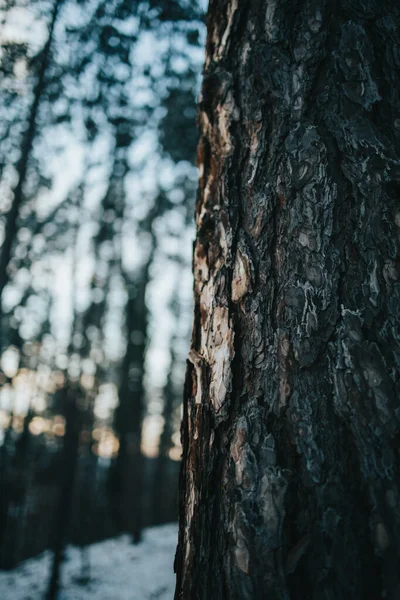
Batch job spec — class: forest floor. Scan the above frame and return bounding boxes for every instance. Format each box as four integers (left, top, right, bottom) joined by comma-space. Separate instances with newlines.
0, 523, 178, 599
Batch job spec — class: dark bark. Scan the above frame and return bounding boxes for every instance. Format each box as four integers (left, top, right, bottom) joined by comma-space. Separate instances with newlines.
175, 2, 400, 599
0, 408, 14, 568
73, 398, 97, 580
152, 343, 178, 524
112, 259, 152, 543
46, 388, 81, 600
0, 410, 34, 569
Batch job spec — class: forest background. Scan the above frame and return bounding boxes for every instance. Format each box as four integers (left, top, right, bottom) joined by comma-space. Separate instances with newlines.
0, 0, 206, 580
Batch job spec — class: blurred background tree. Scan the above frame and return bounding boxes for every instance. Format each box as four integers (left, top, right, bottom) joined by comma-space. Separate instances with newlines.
0, 0, 206, 588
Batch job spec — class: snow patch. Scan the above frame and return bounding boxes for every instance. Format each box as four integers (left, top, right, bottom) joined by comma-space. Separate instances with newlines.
0, 523, 178, 600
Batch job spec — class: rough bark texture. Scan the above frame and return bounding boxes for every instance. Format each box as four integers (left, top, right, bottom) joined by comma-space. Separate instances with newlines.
175, 1, 400, 599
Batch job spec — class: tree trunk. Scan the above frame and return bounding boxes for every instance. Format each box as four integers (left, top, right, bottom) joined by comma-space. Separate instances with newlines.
175, 2, 400, 599
112, 262, 151, 543
152, 343, 177, 524
47, 387, 80, 600
0, 0, 62, 306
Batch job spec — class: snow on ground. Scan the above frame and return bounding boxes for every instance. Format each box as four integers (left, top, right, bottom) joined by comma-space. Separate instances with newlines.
0, 523, 178, 599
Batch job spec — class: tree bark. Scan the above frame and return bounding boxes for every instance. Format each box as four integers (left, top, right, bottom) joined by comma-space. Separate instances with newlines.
152, 342, 178, 524
112, 261, 151, 543
175, 1, 400, 599
47, 387, 81, 600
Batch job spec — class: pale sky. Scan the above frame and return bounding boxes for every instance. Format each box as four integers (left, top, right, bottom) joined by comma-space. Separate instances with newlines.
0, 0, 206, 458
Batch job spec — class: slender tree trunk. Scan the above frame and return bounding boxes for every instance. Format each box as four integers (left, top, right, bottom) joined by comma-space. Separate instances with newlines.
11, 408, 35, 568
152, 344, 177, 524
74, 395, 97, 581
0, 412, 14, 568
113, 259, 152, 543
46, 388, 80, 600
0, 408, 34, 570
0, 0, 62, 304
175, 2, 400, 599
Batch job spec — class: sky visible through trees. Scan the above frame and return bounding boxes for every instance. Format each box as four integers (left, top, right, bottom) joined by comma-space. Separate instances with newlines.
0, 0, 206, 590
